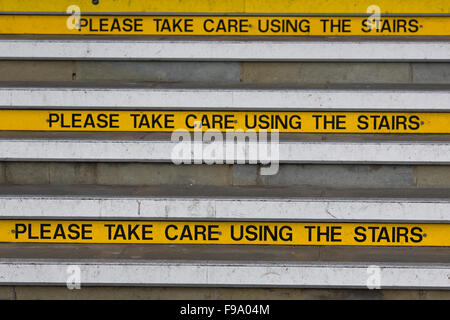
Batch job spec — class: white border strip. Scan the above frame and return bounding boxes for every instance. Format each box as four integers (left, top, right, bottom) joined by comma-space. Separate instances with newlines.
0, 196, 449, 222
0, 262, 448, 288
1, 87, 449, 110
1, 139, 450, 164
0, 40, 449, 61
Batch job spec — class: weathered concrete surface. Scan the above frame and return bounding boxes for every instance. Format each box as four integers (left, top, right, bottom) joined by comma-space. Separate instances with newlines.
242, 62, 450, 85
2, 183, 450, 200
7, 161, 450, 190
0, 162, 419, 188
0, 163, 5, 184
0, 61, 75, 81
48, 163, 97, 185
1, 38, 449, 62
236, 164, 416, 188
241, 62, 412, 84
5, 162, 97, 185
96, 163, 232, 186
1, 184, 449, 221
0, 61, 240, 83
412, 63, 450, 84
258, 165, 415, 188
8, 286, 450, 300
415, 166, 450, 188
0, 244, 448, 264
0, 286, 15, 300
5, 162, 50, 185
1, 61, 449, 85
232, 165, 259, 185
75, 61, 241, 83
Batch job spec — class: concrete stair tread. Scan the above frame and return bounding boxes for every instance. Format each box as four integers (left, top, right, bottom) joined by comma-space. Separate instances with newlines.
0, 185, 448, 221
0, 244, 448, 288
1, 83, 448, 112
1, 37, 449, 64
1, 132, 450, 164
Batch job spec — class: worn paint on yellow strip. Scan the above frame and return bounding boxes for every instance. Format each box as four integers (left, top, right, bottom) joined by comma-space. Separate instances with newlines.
1, 110, 449, 133
1, 0, 448, 15
2, 220, 448, 246
0, 15, 448, 36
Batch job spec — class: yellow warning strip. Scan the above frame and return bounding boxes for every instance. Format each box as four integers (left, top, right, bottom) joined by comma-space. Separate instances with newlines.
1, 0, 448, 15
2, 220, 448, 246
0, 15, 449, 36
1, 110, 450, 133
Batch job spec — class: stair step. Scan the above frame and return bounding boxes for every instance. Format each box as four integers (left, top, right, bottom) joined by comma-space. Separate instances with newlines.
1, 39, 449, 61
1, 83, 449, 111
0, 133, 449, 164
0, 243, 448, 288
0, 185, 448, 221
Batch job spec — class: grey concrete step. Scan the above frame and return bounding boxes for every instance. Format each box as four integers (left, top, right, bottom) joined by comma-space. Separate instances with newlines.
0, 82, 448, 111
0, 244, 448, 289
0, 132, 449, 164
1, 38, 449, 61
0, 184, 449, 221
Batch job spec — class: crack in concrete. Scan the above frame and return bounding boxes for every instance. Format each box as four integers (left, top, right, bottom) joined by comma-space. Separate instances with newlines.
325, 205, 338, 219
137, 200, 141, 216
